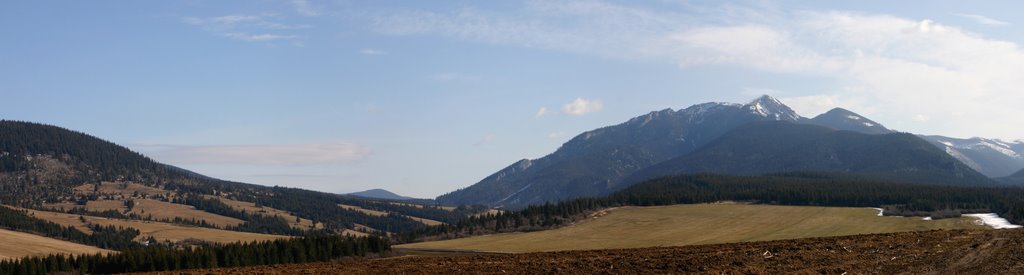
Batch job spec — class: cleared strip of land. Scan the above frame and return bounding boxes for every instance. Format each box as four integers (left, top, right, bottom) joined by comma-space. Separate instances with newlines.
18, 207, 286, 244
0, 228, 115, 260
398, 204, 987, 253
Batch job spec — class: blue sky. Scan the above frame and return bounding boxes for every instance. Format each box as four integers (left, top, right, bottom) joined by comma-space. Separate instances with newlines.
3, 1, 1024, 198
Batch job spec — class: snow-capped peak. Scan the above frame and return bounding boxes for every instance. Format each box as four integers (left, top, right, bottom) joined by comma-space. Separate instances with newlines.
743, 95, 802, 121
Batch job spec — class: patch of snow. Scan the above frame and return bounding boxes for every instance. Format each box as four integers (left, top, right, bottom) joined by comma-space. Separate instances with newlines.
963, 213, 1023, 229
922, 217, 932, 221
846, 115, 861, 120
863, 122, 875, 127
940, 141, 954, 147
872, 208, 884, 216
496, 183, 534, 204
974, 141, 1022, 159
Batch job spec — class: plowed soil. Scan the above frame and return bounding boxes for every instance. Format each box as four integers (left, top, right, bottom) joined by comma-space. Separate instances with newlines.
152, 229, 1024, 274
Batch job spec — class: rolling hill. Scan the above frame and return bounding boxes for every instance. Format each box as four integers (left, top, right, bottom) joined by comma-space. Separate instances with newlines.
0, 120, 474, 253
347, 189, 416, 200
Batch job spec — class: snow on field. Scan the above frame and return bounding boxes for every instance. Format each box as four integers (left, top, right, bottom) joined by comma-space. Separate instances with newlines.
922, 217, 932, 221
872, 208, 883, 216
963, 213, 1023, 229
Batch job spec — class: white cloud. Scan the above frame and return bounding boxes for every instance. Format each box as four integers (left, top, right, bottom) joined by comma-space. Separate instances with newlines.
181, 14, 305, 43
956, 13, 1009, 26
360, 48, 387, 55
473, 134, 496, 146
534, 107, 548, 118
135, 143, 371, 166
369, 2, 1024, 139
547, 132, 566, 139
224, 32, 299, 42
291, 0, 322, 17
561, 98, 603, 116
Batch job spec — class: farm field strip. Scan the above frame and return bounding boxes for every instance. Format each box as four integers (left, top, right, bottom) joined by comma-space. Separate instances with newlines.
0, 228, 115, 260
398, 204, 987, 253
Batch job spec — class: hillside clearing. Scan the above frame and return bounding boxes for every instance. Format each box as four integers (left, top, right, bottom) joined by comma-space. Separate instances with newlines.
0, 228, 115, 260
17, 207, 286, 244
204, 195, 321, 230
398, 204, 987, 252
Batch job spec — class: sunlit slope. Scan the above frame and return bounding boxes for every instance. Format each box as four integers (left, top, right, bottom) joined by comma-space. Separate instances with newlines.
398, 204, 986, 253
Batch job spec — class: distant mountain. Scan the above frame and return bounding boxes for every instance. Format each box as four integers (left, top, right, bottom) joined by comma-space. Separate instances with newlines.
807, 108, 892, 135
436, 95, 806, 208
438, 95, 1013, 208
347, 189, 416, 200
998, 168, 1024, 185
918, 136, 1024, 178
803, 108, 1024, 178
626, 121, 993, 186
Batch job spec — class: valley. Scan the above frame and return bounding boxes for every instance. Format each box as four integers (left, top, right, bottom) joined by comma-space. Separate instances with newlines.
397, 203, 986, 253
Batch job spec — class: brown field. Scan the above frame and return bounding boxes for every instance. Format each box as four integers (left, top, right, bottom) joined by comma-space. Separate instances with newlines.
128, 199, 244, 228
0, 228, 115, 260
338, 204, 388, 216
340, 229, 370, 237
16, 207, 286, 244
149, 229, 1024, 274
399, 204, 986, 252
338, 204, 445, 226
204, 195, 322, 229
87, 199, 130, 212
405, 216, 445, 226
74, 182, 172, 198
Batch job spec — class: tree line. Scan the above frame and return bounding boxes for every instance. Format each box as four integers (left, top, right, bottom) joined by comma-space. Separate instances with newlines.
0, 206, 141, 250
0, 234, 390, 275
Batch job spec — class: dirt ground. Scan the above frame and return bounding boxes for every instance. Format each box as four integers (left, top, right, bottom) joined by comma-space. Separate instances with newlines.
150, 228, 1024, 274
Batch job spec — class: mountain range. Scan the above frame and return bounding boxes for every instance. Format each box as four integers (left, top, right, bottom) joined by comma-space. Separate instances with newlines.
438, 95, 1014, 208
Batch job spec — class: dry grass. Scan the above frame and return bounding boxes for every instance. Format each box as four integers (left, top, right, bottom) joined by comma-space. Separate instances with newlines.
338, 204, 388, 217
74, 182, 172, 198
18, 207, 286, 244
398, 204, 988, 253
87, 199, 129, 212
0, 228, 115, 260
204, 195, 322, 230
337, 204, 445, 226
406, 216, 445, 226
128, 199, 244, 228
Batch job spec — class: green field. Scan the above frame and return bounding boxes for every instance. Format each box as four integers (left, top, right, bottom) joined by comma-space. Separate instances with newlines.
397, 204, 987, 253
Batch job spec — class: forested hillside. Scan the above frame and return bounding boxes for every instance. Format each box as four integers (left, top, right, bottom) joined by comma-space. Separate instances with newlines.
0, 120, 473, 241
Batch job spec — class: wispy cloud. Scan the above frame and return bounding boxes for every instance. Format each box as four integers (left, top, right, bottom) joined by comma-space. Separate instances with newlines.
135, 143, 370, 166
956, 13, 1009, 26
360, 48, 387, 55
369, 1, 1024, 139
534, 107, 548, 118
291, 0, 322, 17
181, 14, 307, 43
561, 98, 603, 116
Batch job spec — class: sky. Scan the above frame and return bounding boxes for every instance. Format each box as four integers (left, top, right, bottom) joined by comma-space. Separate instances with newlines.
3, 1, 1024, 198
